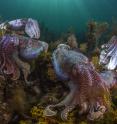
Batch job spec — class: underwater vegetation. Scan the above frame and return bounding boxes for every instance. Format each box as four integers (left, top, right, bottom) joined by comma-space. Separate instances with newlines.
86, 20, 109, 57
0, 18, 117, 124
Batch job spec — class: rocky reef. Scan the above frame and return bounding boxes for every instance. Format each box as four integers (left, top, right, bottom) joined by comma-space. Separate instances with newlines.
0, 19, 117, 124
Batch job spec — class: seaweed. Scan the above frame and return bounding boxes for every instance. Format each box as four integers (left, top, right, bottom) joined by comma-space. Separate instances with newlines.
86, 20, 109, 57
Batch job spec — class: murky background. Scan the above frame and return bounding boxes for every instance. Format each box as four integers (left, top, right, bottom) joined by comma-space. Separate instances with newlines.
0, 0, 117, 36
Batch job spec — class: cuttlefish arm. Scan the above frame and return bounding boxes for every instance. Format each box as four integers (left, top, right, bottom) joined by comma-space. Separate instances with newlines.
12, 51, 31, 84
43, 81, 78, 118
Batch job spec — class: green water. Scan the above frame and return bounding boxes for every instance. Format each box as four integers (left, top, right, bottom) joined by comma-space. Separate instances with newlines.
0, 0, 117, 35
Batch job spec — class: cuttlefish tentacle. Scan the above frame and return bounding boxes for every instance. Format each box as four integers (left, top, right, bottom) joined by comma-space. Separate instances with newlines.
43, 105, 57, 117
87, 105, 106, 120
55, 81, 78, 107
61, 105, 75, 121
44, 81, 78, 117
79, 102, 88, 115
12, 52, 30, 84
